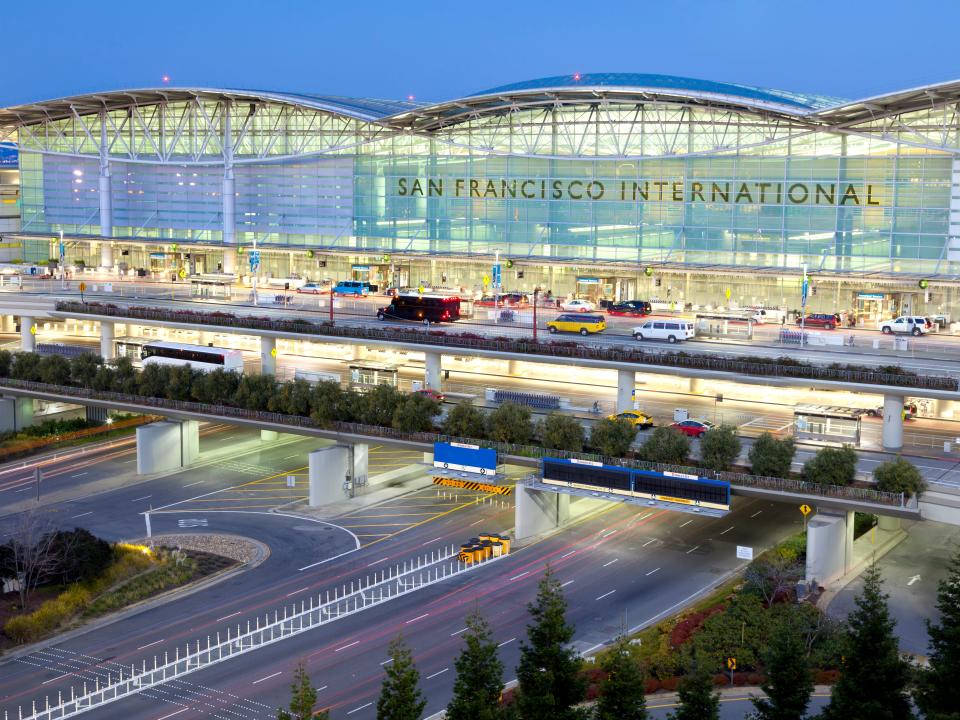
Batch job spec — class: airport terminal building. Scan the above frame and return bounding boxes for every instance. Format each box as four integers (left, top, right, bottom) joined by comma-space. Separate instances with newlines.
0, 73, 959, 321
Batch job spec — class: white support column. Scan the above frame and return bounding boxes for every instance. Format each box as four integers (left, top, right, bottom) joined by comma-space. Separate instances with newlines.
20, 316, 35, 352
424, 351, 442, 391
616, 368, 634, 413
0, 397, 33, 432
222, 99, 236, 274
805, 511, 854, 586
135, 420, 199, 475
260, 429, 278, 442
99, 243, 114, 270
260, 336, 276, 376
98, 110, 113, 255
689, 377, 704, 394
882, 394, 904, 451
515, 484, 570, 541
353, 443, 368, 487
99, 321, 115, 361
308, 445, 348, 506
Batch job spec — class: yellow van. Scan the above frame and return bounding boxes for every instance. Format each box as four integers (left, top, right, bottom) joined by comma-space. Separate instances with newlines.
546, 313, 607, 336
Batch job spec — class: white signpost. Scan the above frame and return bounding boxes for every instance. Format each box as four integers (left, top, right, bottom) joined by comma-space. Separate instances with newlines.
736, 545, 754, 561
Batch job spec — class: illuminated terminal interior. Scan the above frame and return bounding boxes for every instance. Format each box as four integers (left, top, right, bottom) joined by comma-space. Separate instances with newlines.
0, 73, 959, 318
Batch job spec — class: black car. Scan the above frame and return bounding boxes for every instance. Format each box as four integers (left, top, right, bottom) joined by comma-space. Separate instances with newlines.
607, 300, 652, 317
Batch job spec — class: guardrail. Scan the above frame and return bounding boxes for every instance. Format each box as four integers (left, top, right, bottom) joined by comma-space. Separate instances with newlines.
0, 378, 914, 510
53, 301, 959, 392
16, 544, 505, 720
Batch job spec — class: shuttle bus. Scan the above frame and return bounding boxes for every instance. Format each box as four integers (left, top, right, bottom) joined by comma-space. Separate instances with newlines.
140, 341, 244, 373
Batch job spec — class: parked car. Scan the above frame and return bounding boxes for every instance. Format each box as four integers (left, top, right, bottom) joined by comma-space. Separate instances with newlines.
414, 388, 446, 401
559, 298, 597, 312
632, 319, 696, 343
879, 316, 930, 336
866, 402, 918, 419
296, 282, 329, 295
608, 410, 654, 429
332, 281, 372, 296
796, 313, 841, 330
475, 292, 528, 308
747, 307, 786, 324
607, 300, 652, 317
670, 419, 715, 438
546, 313, 606, 335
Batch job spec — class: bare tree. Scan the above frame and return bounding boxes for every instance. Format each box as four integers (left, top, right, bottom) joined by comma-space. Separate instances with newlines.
4, 510, 65, 609
744, 554, 804, 606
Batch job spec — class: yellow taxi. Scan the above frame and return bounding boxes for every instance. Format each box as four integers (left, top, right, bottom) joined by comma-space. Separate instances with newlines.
608, 410, 654, 429
546, 313, 607, 336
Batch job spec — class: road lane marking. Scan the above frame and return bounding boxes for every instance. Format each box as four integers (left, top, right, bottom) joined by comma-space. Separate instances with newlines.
367, 557, 389, 567
686, 545, 700, 554
335, 640, 359, 652
642, 539, 657, 547
216, 611, 241, 622
719, 526, 735, 535
560, 550, 576, 559
316, 686, 327, 693
679, 520, 693, 528
69, 472, 88, 478
450, 627, 468, 636
183, 481, 204, 488
122, 459, 136, 464
497, 638, 516, 648
283, 454, 299, 459
509, 571, 529, 581
252, 671, 282, 685
131, 495, 152, 502
405, 613, 429, 624
70, 512, 92, 519
347, 703, 373, 715
646, 567, 661, 576
470, 519, 483, 526
596, 590, 616, 601
426, 668, 448, 680
380, 658, 393, 666
421, 536, 442, 546
286, 586, 309, 597
15, 487, 32, 493
137, 639, 164, 650
750, 510, 763, 518
560, 580, 575, 588
602, 558, 619, 567
42, 672, 73, 685
156, 710, 188, 720
600, 529, 617, 537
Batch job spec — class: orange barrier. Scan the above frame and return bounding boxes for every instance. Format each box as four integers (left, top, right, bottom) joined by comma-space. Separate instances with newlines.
0, 415, 158, 462
432, 476, 512, 496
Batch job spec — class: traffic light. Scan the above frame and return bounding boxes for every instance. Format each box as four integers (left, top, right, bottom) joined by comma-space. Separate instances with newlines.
505, 259, 514, 269
644, 267, 654, 277
517, 270, 525, 279
655, 278, 662, 287
919, 278, 929, 289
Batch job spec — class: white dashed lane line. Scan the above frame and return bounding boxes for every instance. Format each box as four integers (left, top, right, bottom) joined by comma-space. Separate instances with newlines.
426, 668, 448, 680
679, 520, 694, 528
70, 512, 92, 519
347, 703, 373, 715
719, 526, 735, 535
497, 638, 516, 648
252, 672, 282, 685
686, 545, 700, 554
335, 641, 359, 652
646, 567, 661, 576
596, 590, 616, 601
602, 558, 619, 567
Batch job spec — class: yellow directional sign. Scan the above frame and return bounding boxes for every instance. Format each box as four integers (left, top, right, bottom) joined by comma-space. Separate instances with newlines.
78, 282, 86, 293
270, 347, 278, 358
482, 274, 490, 285
724, 288, 731, 300
800, 504, 812, 516
29, 324, 37, 335
726, 657, 737, 670
178, 268, 187, 279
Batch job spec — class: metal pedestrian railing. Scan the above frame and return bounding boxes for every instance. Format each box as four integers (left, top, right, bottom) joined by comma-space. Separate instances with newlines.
13, 544, 504, 720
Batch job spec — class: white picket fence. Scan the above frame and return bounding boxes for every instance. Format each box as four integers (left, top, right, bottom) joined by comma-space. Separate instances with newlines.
14, 544, 505, 720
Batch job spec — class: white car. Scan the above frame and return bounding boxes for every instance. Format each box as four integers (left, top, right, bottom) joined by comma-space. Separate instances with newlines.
559, 298, 596, 313
748, 307, 786, 324
879, 316, 930, 336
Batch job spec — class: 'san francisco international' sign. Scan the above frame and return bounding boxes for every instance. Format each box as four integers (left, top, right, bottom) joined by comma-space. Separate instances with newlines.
396, 177, 883, 206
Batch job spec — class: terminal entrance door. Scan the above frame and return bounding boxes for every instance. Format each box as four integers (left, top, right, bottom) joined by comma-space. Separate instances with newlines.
855, 293, 885, 326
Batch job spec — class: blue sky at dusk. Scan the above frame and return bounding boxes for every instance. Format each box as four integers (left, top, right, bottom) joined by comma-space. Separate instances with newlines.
3, 0, 957, 106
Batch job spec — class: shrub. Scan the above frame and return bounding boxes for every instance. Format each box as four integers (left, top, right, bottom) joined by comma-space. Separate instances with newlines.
802, 445, 857, 486
442, 402, 486, 438
540, 413, 584, 452
487, 402, 533, 444
0, 349, 12, 377
639, 426, 690, 465
873, 456, 925, 497
392, 393, 440, 433
45, 528, 113, 584
589, 418, 638, 457
748, 433, 795, 478
69, 352, 102, 387
699, 425, 741, 471
38, 355, 71, 386
10, 352, 42, 381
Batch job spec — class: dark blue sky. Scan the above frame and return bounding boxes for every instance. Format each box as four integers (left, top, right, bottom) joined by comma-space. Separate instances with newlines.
4, 0, 957, 106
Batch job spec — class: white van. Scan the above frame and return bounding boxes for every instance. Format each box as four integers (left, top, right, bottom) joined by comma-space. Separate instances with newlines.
632, 319, 696, 343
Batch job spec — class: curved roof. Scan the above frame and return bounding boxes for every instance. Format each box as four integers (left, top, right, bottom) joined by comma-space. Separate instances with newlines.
472, 73, 844, 111
0, 87, 423, 127
814, 76, 960, 125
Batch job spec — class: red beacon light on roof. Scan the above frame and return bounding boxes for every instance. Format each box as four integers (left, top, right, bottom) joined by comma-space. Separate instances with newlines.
573, 72, 582, 82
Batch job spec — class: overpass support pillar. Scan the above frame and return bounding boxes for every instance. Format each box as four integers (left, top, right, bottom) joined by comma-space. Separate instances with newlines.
20, 316, 35, 352
136, 420, 199, 475
260, 337, 276, 376
616, 369, 635, 413
515, 484, 570, 541
689, 377, 704, 394
260, 430, 278, 442
424, 351, 442, 391
0, 397, 34, 432
99, 243, 114, 271
308, 445, 348, 506
353, 443, 368, 488
507, 359, 520, 376
100, 321, 115, 361
882, 394, 905, 451
805, 510, 855, 587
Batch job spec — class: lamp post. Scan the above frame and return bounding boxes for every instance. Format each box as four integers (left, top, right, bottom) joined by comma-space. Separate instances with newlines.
251, 235, 259, 306
800, 263, 808, 347
533, 287, 539, 342
493, 248, 501, 324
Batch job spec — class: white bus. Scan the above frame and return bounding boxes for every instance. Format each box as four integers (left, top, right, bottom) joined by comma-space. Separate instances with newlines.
294, 368, 342, 385
141, 341, 244, 374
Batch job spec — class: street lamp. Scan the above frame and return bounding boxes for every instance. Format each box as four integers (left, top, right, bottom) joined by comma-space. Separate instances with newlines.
494, 248, 501, 324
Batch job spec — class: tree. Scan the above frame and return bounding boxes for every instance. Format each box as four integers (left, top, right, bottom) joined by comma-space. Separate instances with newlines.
111, 356, 139, 394
447, 610, 504, 720
392, 393, 440, 432
277, 660, 326, 720
10, 352, 42, 381
874, 457, 925, 498
670, 663, 719, 720
487, 402, 533, 444
595, 632, 647, 720
515, 566, 586, 720
309, 381, 348, 424
820, 564, 914, 720
191, 368, 241, 405
749, 433, 796, 478
269, 378, 313, 417
744, 552, 804, 606
232, 373, 276, 410
356, 384, 403, 427
38, 354, 71, 386
541, 413, 584, 452
801, 445, 857, 486
639, 426, 689, 465
0, 348, 12, 377
5, 510, 63, 609
376, 635, 426, 720
589, 418, 638, 457
915, 548, 960, 718
136, 363, 170, 398
443, 402, 487, 439
45, 528, 112, 584
750, 617, 813, 720
699, 425, 741, 471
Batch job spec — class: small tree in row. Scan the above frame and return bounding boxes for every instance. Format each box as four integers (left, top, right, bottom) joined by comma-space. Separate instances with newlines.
802, 445, 858, 486
748, 432, 796, 478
